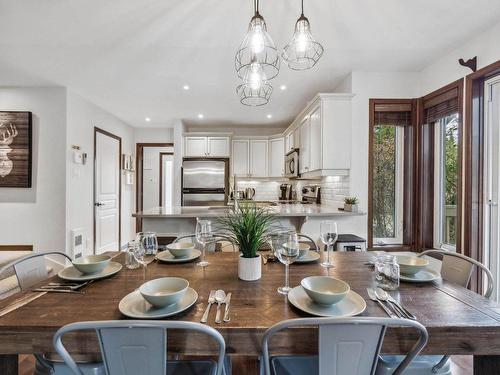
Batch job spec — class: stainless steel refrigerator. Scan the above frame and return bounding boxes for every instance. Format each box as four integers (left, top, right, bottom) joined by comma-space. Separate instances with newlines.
181, 158, 229, 206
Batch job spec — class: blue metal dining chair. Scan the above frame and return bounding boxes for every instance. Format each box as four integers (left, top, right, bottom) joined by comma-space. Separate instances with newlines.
260, 317, 428, 375
377, 250, 494, 375
53, 320, 228, 375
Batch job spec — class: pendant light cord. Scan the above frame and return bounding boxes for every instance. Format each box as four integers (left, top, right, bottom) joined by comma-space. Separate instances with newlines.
254, 0, 259, 14
301, 0, 304, 15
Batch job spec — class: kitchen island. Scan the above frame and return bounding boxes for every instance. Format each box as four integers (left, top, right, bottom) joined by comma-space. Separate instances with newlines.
133, 204, 366, 246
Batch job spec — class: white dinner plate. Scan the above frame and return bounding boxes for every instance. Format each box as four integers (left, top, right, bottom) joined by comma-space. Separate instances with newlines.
156, 249, 201, 263
119, 287, 198, 319
400, 268, 441, 283
295, 251, 321, 263
58, 261, 122, 281
287, 286, 366, 317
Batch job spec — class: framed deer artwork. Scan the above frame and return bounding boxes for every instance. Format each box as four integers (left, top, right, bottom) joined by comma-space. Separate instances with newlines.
0, 111, 32, 188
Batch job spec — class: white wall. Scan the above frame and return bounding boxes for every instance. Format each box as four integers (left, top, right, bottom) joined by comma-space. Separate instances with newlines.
134, 127, 174, 144
420, 19, 500, 94
339, 72, 421, 239
66, 92, 135, 254
0, 87, 67, 251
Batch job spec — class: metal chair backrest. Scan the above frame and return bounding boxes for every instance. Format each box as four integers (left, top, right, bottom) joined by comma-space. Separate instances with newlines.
297, 234, 319, 252
174, 233, 236, 252
53, 320, 226, 375
261, 317, 428, 375
419, 250, 493, 298
0, 251, 71, 291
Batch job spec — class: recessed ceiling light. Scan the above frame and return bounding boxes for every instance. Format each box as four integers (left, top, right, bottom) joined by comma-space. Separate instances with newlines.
266, 114, 272, 119
183, 85, 190, 90
198, 114, 204, 119
145, 117, 151, 122
280, 85, 287, 91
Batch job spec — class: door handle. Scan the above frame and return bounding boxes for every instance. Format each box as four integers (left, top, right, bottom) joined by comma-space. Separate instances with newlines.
94, 202, 104, 207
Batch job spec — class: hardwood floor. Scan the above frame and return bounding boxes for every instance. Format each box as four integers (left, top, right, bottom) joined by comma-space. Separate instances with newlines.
18, 354, 472, 374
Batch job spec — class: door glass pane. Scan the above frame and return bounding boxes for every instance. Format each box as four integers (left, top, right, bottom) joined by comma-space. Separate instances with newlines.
373, 125, 404, 244
436, 114, 459, 249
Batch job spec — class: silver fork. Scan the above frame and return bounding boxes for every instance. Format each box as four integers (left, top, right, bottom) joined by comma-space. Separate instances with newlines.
367, 288, 396, 318
201, 290, 216, 324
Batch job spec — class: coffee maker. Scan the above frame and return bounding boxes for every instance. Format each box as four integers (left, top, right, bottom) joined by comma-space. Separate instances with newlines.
279, 183, 293, 201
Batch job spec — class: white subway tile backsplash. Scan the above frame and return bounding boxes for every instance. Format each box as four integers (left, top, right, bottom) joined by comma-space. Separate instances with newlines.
236, 175, 351, 207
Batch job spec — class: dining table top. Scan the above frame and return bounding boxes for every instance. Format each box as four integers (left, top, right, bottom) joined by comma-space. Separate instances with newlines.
2, 250, 500, 358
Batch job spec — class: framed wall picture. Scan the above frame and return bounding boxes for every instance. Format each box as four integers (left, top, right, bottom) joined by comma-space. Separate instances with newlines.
0, 111, 32, 188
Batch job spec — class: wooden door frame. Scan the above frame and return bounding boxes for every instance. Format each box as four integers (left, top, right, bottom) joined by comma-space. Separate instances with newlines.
93, 127, 122, 252
135, 143, 174, 232
464, 60, 500, 292
159, 152, 174, 206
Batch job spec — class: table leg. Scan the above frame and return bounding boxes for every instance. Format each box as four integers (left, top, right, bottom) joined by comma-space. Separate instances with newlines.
474, 355, 500, 374
0, 354, 18, 375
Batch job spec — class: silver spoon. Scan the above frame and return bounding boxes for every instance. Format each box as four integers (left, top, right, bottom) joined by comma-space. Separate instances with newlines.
375, 288, 403, 318
214, 289, 226, 324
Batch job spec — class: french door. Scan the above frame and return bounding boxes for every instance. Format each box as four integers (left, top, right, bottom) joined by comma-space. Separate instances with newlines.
483, 76, 500, 301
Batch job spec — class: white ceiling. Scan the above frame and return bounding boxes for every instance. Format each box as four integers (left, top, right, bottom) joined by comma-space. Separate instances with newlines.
1, 0, 499, 128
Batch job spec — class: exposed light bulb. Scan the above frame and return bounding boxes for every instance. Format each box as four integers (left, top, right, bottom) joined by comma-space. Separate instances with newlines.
248, 62, 265, 90
250, 24, 265, 54
295, 32, 309, 53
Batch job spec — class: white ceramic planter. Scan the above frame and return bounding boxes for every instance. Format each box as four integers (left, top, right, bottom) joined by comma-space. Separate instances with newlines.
238, 254, 262, 281
344, 203, 358, 212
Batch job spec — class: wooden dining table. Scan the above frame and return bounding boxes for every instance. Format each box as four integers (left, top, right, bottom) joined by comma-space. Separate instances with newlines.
1, 251, 500, 374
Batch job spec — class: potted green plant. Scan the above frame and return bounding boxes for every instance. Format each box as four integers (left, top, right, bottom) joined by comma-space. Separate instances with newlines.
217, 202, 276, 281
344, 196, 359, 212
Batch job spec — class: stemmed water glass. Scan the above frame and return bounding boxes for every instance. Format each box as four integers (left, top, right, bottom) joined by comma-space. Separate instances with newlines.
196, 219, 213, 267
275, 231, 299, 295
320, 221, 338, 268
135, 232, 158, 282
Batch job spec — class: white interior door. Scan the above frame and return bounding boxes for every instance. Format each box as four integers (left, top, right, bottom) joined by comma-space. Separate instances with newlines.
95, 131, 120, 254
484, 76, 500, 301
161, 153, 174, 208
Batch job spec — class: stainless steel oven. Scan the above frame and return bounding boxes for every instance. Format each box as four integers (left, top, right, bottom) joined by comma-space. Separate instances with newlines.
284, 149, 299, 178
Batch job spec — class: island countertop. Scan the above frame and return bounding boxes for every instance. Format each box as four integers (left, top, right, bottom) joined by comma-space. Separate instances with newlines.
133, 204, 366, 218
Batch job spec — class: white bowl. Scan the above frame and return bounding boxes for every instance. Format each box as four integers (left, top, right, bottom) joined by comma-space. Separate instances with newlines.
72, 255, 111, 274
301, 276, 350, 305
298, 242, 310, 259
167, 242, 196, 258
139, 277, 189, 307
396, 255, 429, 275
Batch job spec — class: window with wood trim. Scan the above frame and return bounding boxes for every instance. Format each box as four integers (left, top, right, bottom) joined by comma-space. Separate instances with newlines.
419, 79, 463, 253
368, 100, 417, 250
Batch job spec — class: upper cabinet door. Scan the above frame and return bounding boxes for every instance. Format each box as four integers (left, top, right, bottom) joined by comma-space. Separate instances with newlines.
232, 140, 250, 176
269, 137, 285, 177
299, 117, 310, 173
185, 136, 207, 157
309, 105, 322, 171
250, 140, 268, 177
207, 137, 230, 157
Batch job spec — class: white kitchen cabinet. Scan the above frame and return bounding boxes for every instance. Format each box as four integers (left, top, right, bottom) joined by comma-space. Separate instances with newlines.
232, 140, 250, 176
285, 93, 353, 177
184, 136, 207, 157
250, 140, 268, 177
184, 136, 230, 157
309, 105, 322, 171
269, 137, 285, 177
299, 117, 310, 174
207, 137, 230, 157
285, 131, 294, 152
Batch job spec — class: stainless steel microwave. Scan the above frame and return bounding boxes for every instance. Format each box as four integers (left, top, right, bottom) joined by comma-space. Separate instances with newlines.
284, 149, 299, 178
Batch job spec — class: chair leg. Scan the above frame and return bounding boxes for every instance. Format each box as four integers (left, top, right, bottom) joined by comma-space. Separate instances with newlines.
432, 355, 450, 373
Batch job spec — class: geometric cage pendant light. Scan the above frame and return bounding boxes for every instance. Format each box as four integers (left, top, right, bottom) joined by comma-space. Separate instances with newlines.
282, 0, 324, 71
235, 0, 280, 81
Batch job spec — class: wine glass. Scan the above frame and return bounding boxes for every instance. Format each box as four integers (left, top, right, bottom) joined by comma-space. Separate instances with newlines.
320, 221, 338, 268
196, 219, 213, 267
135, 232, 158, 281
275, 231, 299, 294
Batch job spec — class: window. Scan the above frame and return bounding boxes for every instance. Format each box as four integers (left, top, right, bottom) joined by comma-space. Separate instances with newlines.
434, 114, 459, 250
368, 100, 416, 249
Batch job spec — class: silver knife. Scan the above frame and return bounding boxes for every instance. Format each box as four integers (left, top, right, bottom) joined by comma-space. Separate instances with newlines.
379, 289, 417, 320
223, 292, 232, 322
